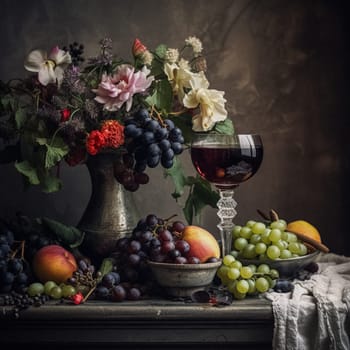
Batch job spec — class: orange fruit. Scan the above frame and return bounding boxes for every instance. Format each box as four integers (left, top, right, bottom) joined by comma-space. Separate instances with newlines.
286, 220, 321, 243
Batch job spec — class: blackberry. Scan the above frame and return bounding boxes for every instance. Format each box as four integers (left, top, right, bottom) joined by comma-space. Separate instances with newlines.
63, 42, 85, 66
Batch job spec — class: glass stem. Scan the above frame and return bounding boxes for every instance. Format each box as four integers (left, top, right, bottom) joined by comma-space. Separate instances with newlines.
217, 189, 237, 257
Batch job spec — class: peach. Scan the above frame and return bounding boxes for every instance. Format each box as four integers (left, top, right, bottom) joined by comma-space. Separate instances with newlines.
182, 225, 220, 263
32, 245, 78, 284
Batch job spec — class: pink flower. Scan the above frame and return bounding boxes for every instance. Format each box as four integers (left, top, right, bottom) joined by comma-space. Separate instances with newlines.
93, 65, 154, 112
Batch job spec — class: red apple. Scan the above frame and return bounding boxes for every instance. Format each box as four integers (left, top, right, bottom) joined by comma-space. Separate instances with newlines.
181, 225, 220, 263
32, 245, 78, 284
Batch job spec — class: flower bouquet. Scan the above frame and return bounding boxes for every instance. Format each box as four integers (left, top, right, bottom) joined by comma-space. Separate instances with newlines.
0, 36, 234, 224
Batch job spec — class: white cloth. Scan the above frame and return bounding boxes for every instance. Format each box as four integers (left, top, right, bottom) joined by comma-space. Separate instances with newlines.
265, 253, 350, 350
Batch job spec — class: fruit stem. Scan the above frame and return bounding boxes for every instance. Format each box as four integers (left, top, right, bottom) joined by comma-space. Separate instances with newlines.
164, 214, 178, 222
20, 240, 25, 260
269, 209, 279, 221
256, 209, 270, 221
82, 285, 96, 303
287, 229, 330, 253
150, 105, 166, 127
10, 240, 25, 259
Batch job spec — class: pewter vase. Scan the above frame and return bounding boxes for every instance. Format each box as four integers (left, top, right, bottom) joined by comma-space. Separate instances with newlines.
78, 153, 139, 263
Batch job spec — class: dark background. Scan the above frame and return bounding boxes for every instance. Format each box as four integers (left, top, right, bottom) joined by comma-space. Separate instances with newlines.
0, 0, 349, 255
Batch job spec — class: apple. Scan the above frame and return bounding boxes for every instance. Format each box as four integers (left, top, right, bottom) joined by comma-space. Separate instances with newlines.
32, 245, 78, 284
181, 225, 220, 263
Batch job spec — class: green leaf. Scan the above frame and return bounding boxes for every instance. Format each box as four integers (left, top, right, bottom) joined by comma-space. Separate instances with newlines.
196, 177, 219, 208
149, 45, 167, 77
0, 95, 14, 109
14, 160, 40, 185
182, 176, 219, 224
40, 173, 62, 193
185, 175, 197, 186
168, 112, 193, 144
164, 157, 188, 199
36, 137, 48, 145
183, 195, 194, 224
214, 118, 234, 135
155, 44, 167, 59
145, 79, 173, 112
15, 107, 27, 129
37, 137, 69, 168
192, 178, 219, 212
149, 57, 164, 78
41, 217, 85, 248
96, 258, 114, 283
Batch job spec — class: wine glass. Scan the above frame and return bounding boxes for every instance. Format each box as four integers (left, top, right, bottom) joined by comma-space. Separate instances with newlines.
190, 133, 263, 258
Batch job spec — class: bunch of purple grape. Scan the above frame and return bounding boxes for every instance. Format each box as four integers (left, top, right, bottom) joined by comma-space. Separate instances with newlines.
0, 228, 30, 294
2, 213, 58, 261
95, 270, 146, 302
125, 108, 184, 168
114, 108, 184, 192
113, 152, 150, 192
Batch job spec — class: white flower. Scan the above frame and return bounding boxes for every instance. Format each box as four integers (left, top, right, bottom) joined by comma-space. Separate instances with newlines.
164, 63, 193, 103
185, 36, 203, 56
24, 46, 72, 86
183, 72, 227, 131
141, 50, 154, 66
165, 48, 179, 64
178, 58, 190, 70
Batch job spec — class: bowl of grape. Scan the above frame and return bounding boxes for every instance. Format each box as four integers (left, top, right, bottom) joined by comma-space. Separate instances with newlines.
230, 214, 325, 279
141, 216, 222, 297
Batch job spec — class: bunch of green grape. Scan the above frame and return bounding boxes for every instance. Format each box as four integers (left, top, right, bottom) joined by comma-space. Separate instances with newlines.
231, 219, 309, 260
217, 254, 279, 299
27, 280, 77, 299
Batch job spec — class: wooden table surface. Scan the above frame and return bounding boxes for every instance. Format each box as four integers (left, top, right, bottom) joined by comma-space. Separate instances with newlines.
0, 296, 273, 350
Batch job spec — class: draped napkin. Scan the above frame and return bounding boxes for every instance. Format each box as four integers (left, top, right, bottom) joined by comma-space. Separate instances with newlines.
265, 253, 350, 350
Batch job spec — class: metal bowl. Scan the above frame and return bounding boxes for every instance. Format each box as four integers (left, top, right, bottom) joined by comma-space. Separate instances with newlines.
238, 250, 321, 279
148, 260, 222, 297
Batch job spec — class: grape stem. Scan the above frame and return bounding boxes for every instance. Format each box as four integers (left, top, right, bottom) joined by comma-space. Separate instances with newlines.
168, 108, 187, 116
82, 285, 96, 303
10, 240, 25, 260
150, 105, 166, 127
256, 209, 270, 221
269, 209, 279, 222
164, 214, 178, 222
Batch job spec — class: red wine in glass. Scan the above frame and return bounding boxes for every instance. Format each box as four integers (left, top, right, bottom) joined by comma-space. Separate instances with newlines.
191, 145, 263, 189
